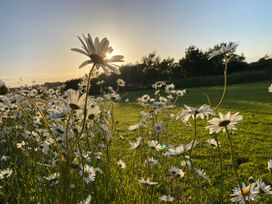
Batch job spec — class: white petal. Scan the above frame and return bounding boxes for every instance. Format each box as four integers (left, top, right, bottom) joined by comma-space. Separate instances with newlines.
79, 60, 92, 68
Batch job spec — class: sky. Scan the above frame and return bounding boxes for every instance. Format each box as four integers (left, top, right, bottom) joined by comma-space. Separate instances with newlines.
1, 0, 272, 87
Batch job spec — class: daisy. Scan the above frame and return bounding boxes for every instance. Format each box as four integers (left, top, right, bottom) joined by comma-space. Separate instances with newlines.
0, 156, 10, 161
44, 172, 59, 182
176, 104, 215, 122
152, 81, 166, 89
144, 157, 159, 167
137, 94, 150, 104
169, 166, 185, 178
49, 103, 70, 119
96, 80, 105, 85
255, 179, 272, 194
138, 177, 158, 185
268, 84, 272, 93
30, 89, 38, 97
208, 42, 238, 60
116, 79, 125, 87
64, 89, 86, 110
117, 160, 126, 169
231, 183, 259, 203
71, 34, 124, 75
195, 168, 210, 180
181, 160, 192, 169
207, 138, 220, 147
79, 165, 96, 184
16, 141, 26, 149
78, 195, 92, 204
268, 159, 272, 171
165, 84, 175, 93
129, 137, 142, 150
148, 140, 163, 151
0, 168, 13, 179
176, 89, 187, 97
206, 112, 243, 134
154, 123, 164, 134
159, 194, 175, 202
128, 124, 140, 131
87, 103, 101, 120
164, 141, 196, 156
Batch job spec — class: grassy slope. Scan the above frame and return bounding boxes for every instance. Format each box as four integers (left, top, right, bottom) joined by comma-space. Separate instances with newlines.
112, 81, 272, 202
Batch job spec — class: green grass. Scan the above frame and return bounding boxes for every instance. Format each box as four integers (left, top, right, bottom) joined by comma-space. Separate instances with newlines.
121, 80, 272, 112
1, 80, 272, 203
111, 80, 272, 202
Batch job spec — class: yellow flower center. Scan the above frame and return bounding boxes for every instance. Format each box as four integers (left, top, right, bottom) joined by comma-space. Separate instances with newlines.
240, 187, 250, 196
219, 120, 230, 127
90, 54, 104, 64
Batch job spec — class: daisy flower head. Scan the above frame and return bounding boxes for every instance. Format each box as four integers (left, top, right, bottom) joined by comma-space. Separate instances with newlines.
154, 123, 164, 134
64, 89, 86, 110
138, 177, 158, 185
152, 81, 166, 90
159, 194, 175, 202
169, 166, 185, 178
206, 112, 243, 134
78, 195, 92, 204
164, 141, 197, 156
268, 84, 272, 93
116, 79, 125, 87
129, 136, 142, 150
79, 165, 96, 184
117, 160, 126, 169
255, 179, 272, 195
207, 138, 220, 147
231, 183, 259, 203
208, 41, 238, 60
148, 140, 163, 151
71, 34, 124, 75
137, 94, 151, 104
44, 172, 59, 182
0, 168, 13, 179
144, 157, 159, 167
176, 89, 187, 97
195, 168, 210, 180
165, 83, 175, 93
176, 104, 215, 122
128, 123, 140, 131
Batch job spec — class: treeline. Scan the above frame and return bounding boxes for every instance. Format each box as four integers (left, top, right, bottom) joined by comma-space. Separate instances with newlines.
64, 44, 272, 93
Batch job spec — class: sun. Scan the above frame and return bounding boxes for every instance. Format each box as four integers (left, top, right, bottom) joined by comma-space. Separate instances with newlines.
106, 50, 119, 59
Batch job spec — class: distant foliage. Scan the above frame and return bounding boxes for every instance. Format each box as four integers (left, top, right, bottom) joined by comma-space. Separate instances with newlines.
64, 43, 272, 93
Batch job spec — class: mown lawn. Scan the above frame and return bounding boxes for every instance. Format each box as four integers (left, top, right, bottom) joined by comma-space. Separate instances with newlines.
111, 80, 272, 203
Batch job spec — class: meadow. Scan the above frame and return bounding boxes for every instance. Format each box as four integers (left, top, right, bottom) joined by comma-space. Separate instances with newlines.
0, 35, 272, 204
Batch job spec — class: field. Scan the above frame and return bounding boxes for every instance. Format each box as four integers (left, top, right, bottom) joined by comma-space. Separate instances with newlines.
113, 81, 272, 203
0, 80, 272, 203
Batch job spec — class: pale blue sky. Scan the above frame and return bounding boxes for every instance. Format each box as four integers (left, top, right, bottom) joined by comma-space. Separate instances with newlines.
1, 0, 272, 86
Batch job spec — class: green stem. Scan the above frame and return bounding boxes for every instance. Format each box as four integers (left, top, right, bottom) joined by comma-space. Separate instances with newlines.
188, 115, 197, 164
225, 127, 246, 203
188, 116, 199, 203
69, 64, 95, 151
215, 59, 228, 110
214, 134, 224, 203
15, 93, 56, 138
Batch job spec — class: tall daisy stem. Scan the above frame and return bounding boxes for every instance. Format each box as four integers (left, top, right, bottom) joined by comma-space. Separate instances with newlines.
188, 116, 199, 202
69, 64, 95, 151
225, 127, 246, 203
214, 134, 224, 203
215, 59, 228, 110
